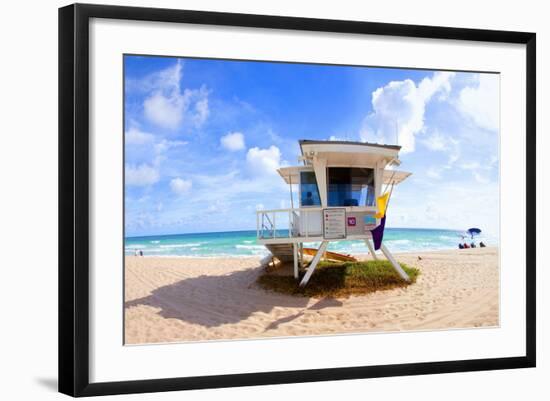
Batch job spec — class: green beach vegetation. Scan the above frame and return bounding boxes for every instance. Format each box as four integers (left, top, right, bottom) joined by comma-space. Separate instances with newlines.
258, 260, 420, 298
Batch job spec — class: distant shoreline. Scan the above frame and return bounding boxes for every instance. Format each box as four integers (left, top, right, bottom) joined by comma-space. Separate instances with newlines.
128, 246, 499, 259
125, 226, 476, 240
125, 227, 497, 258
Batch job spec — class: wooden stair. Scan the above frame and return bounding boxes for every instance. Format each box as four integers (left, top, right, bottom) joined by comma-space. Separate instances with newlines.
264, 243, 294, 263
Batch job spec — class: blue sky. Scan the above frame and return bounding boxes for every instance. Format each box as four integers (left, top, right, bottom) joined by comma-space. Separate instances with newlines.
124, 55, 499, 237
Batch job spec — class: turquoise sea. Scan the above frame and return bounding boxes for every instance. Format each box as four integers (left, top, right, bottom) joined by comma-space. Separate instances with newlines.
125, 228, 497, 258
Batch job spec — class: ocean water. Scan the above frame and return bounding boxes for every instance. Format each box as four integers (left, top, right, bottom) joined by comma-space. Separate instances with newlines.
125, 228, 497, 258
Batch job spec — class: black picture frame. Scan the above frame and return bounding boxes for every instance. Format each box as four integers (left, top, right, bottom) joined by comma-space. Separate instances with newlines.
59, 3, 536, 397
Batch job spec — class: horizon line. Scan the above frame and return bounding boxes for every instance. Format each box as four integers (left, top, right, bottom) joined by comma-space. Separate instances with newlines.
125, 226, 477, 240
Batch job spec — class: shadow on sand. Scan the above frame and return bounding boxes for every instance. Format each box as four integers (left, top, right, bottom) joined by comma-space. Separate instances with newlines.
125, 266, 342, 329
263, 298, 343, 331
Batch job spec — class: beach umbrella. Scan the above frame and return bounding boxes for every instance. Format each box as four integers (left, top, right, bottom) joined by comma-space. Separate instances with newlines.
467, 227, 482, 238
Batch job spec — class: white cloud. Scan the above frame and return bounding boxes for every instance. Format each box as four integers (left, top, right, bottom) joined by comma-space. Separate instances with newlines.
125, 133, 188, 189
183, 170, 287, 208
140, 61, 210, 130
246, 145, 282, 176
125, 127, 154, 145
421, 131, 448, 152
126, 60, 182, 93
220, 132, 245, 151
457, 74, 499, 131
448, 145, 460, 165
206, 200, 230, 214
151, 139, 186, 167
154, 139, 188, 156
125, 163, 160, 186
170, 177, 192, 194
144, 91, 187, 129
360, 72, 455, 153
459, 159, 497, 177
418, 71, 454, 100
441, 138, 461, 169
328, 134, 356, 142
472, 171, 490, 184
459, 161, 481, 170
426, 168, 442, 179
388, 181, 499, 237
193, 97, 209, 126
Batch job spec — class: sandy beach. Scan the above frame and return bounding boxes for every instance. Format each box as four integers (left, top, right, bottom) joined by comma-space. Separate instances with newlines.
124, 247, 499, 344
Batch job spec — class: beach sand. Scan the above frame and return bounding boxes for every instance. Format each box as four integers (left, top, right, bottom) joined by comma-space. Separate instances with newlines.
124, 247, 499, 344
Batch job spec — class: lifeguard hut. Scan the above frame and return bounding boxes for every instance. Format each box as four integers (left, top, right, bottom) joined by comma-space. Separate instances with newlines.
256, 140, 411, 286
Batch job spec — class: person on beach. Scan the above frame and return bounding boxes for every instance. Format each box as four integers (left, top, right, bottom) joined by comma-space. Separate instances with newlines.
139, 250, 143, 256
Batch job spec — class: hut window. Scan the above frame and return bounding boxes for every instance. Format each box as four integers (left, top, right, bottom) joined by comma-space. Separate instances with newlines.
327, 167, 375, 207
300, 171, 321, 207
